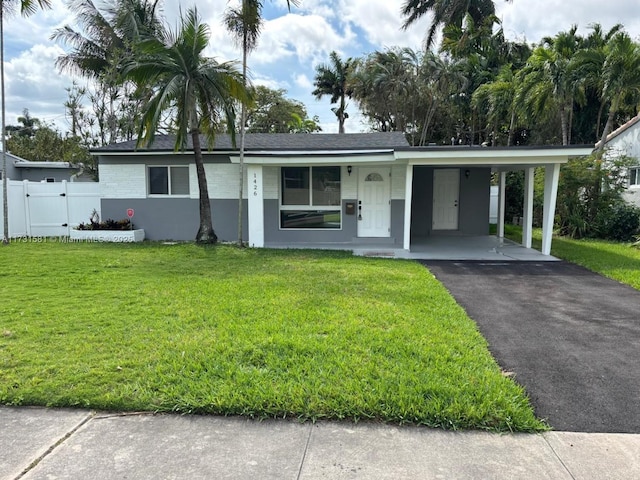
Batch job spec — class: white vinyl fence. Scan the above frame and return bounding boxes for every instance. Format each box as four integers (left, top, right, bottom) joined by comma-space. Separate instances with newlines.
490, 185, 498, 224
0, 180, 101, 238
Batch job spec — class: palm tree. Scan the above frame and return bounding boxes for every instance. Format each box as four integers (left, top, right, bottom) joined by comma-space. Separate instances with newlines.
2, 0, 51, 245
472, 64, 519, 145
51, 0, 162, 78
312, 51, 354, 134
121, 7, 251, 243
517, 27, 585, 145
401, 0, 506, 48
224, 0, 297, 246
580, 32, 640, 156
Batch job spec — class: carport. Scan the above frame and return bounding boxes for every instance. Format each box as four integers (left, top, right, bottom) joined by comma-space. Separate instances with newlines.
396, 145, 592, 257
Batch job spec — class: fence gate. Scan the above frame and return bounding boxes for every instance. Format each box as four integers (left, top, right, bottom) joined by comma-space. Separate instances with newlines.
25, 182, 70, 237
1, 180, 101, 238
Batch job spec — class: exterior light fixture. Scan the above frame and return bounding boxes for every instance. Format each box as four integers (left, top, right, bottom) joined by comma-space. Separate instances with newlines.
465, 169, 471, 179
347, 165, 352, 176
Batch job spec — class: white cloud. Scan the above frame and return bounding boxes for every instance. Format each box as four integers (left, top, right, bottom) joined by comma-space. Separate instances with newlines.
497, 0, 640, 44
337, 0, 430, 50
293, 73, 313, 90
252, 13, 351, 66
4, 44, 73, 129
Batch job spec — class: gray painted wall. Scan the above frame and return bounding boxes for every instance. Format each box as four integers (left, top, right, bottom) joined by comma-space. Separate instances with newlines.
390, 200, 405, 244
264, 199, 357, 244
264, 199, 405, 246
19, 169, 76, 182
411, 166, 490, 237
101, 198, 248, 242
411, 167, 433, 237
458, 167, 490, 234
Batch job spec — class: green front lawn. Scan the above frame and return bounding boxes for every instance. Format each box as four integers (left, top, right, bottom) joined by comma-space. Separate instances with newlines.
0, 242, 543, 432
503, 224, 640, 291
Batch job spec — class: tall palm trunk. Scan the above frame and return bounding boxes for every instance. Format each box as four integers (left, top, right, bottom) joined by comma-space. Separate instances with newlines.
596, 103, 617, 160
338, 94, 346, 134
237, 22, 248, 246
1, 6, 8, 244
560, 105, 570, 146
507, 109, 516, 146
192, 130, 217, 243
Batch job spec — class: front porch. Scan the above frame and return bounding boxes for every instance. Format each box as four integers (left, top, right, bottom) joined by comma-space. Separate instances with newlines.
265, 234, 556, 261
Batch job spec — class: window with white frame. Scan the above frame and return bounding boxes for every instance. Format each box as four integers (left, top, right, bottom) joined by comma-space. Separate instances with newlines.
630, 167, 640, 187
148, 166, 189, 195
280, 166, 341, 229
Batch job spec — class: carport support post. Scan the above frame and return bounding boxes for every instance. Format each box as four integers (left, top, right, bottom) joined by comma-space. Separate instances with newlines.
542, 163, 560, 256
522, 167, 534, 249
403, 164, 413, 251
498, 171, 506, 238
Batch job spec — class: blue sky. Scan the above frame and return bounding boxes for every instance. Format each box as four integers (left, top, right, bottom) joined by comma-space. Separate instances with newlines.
3, 0, 640, 136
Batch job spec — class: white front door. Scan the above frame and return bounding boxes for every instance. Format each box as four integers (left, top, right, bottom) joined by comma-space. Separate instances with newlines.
358, 167, 391, 237
433, 168, 460, 230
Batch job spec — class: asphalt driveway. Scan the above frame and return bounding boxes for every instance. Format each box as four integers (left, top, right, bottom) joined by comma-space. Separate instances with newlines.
420, 260, 640, 433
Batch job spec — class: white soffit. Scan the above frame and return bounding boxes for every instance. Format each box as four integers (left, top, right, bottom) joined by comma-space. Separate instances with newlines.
230, 151, 396, 165
395, 146, 593, 166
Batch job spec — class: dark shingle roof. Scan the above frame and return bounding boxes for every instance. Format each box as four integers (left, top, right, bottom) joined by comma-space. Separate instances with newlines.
92, 132, 409, 153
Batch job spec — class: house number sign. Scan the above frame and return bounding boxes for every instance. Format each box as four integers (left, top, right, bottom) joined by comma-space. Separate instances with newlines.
253, 172, 259, 196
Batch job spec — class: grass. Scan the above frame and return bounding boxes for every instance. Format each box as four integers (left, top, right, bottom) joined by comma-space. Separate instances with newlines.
503, 224, 640, 290
0, 241, 544, 432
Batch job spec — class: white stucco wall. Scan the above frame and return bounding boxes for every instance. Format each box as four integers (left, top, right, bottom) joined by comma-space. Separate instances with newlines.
201, 164, 248, 200
263, 166, 279, 200
100, 161, 407, 203
100, 162, 251, 200
606, 123, 640, 160
606, 122, 640, 208
100, 164, 146, 199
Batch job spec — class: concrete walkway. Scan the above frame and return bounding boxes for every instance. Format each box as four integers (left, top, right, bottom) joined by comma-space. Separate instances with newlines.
3, 407, 640, 480
422, 260, 640, 434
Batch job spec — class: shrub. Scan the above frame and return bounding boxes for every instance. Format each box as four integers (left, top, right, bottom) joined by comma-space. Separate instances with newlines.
594, 202, 640, 241
75, 209, 133, 231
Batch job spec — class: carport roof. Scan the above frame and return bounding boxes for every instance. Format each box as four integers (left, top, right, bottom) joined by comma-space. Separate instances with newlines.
395, 144, 594, 168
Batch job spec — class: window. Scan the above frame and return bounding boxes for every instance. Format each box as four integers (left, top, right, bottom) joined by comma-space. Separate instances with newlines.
280, 166, 341, 229
630, 167, 640, 187
148, 166, 189, 195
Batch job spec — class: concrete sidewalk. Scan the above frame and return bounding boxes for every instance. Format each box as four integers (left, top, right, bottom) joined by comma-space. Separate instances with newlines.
3, 407, 640, 479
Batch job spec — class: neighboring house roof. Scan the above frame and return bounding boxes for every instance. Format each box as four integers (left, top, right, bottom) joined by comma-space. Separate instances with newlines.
91, 132, 410, 153
13, 159, 76, 169
597, 114, 640, 148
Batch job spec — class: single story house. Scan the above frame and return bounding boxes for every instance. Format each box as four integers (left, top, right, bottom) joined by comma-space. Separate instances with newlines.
1, 152, 85, 182
93, 133, 591, 255
600, 115, 640, 208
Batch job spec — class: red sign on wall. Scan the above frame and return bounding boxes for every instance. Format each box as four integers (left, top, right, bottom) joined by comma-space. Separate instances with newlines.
126, 208, 135, 218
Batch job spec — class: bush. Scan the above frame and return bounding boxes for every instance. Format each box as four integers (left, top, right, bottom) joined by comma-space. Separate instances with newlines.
75, 209, 133, 231
554, 153, 637, 239
594, 202, 640, 241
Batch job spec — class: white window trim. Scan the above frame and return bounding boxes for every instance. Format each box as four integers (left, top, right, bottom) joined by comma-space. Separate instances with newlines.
147, 165, 190, 197
279, 166, 342, 230
629, 166, 640, 188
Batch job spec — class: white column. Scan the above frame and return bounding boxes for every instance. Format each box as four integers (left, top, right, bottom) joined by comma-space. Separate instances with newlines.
542, 163, 561, 256
522, 167, 534, 249
403, 164, 413, 251
247, 165, 264, 248
498, 171, 506, 238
